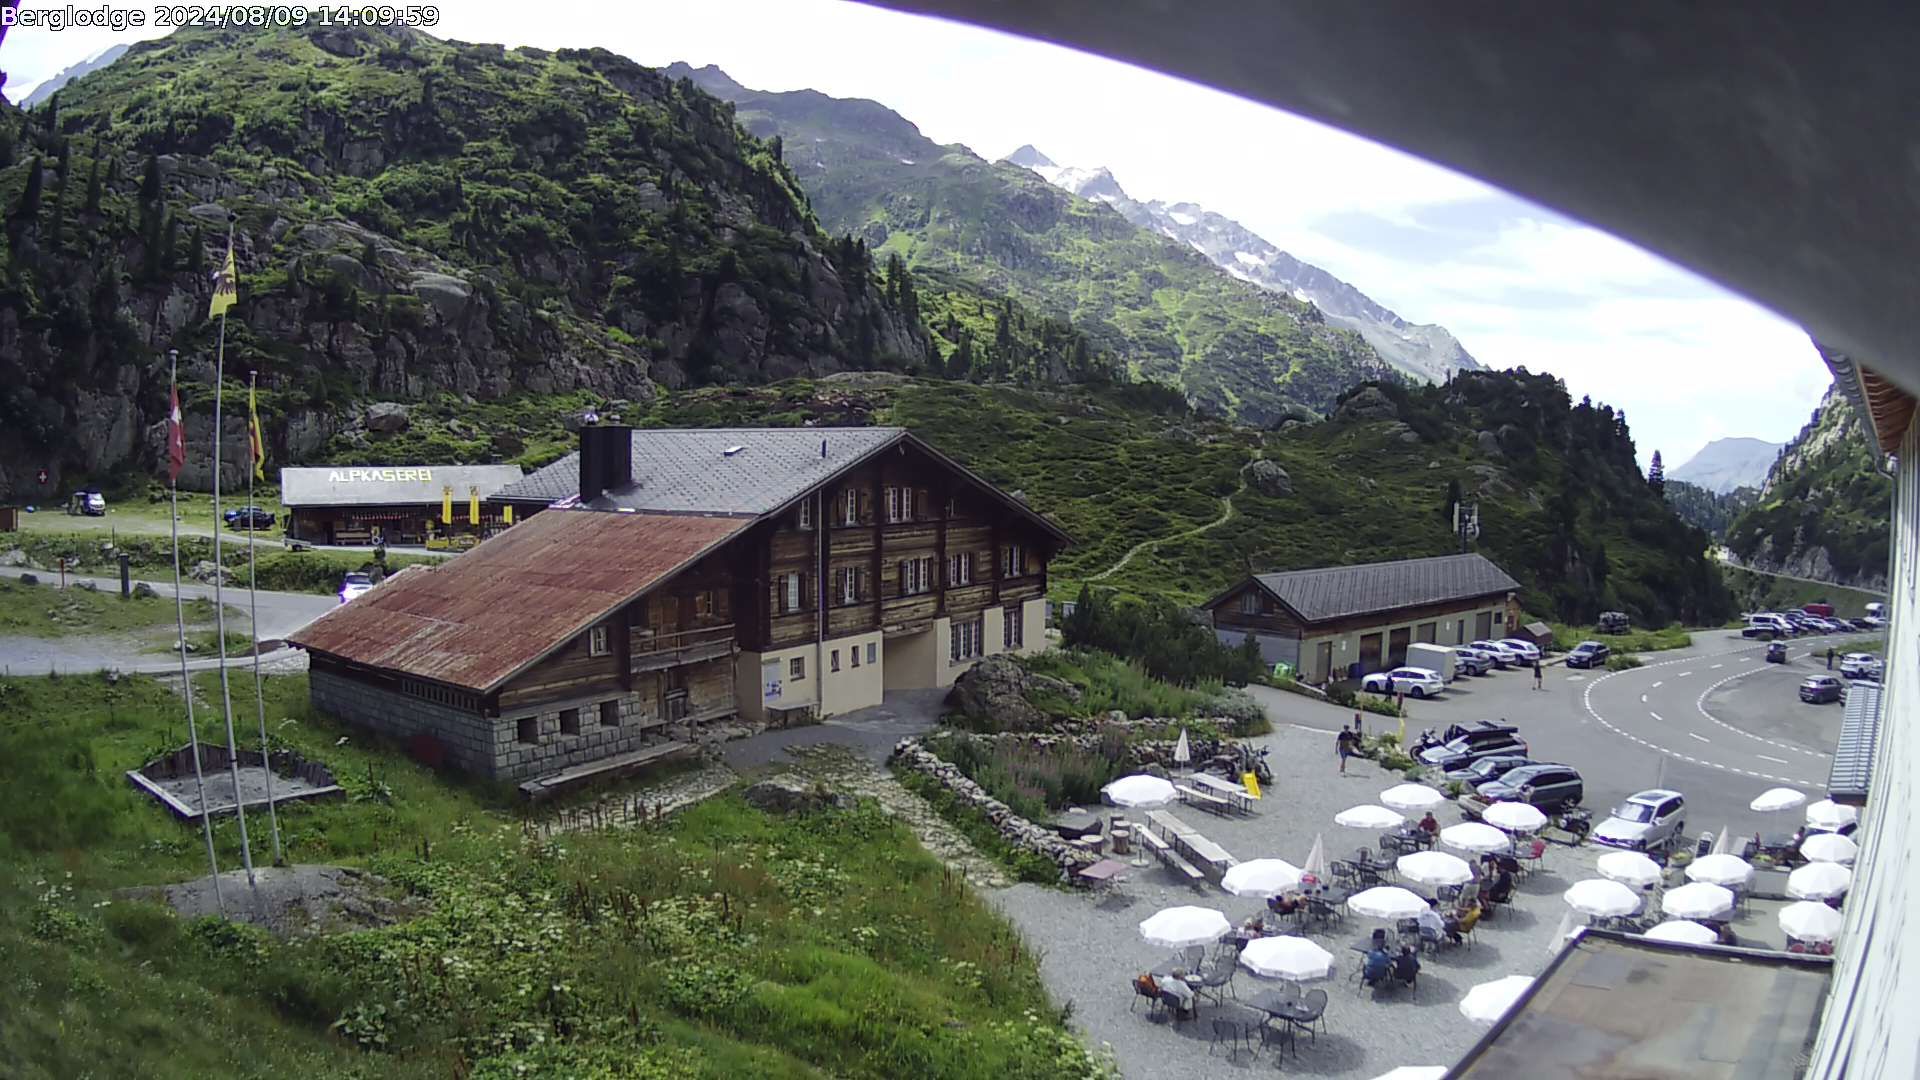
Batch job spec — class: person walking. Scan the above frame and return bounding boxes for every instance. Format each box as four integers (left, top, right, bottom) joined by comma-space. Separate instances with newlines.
1336, 726, 1357, 774
1826, 646, 1835, 670
1533, 656, 1544, 690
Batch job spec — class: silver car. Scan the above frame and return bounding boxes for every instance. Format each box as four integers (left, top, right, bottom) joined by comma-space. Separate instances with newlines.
1592, 789, 1687, 851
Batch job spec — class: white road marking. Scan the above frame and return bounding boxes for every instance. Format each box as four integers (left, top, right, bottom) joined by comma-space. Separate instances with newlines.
1640, 694, 1647, 703
1758, 754, 1789, 764
1678, 671, 1694, 678
1710, 664, 1724, 670
1651, 681, 1664, 688
1687, 732, 1710, 743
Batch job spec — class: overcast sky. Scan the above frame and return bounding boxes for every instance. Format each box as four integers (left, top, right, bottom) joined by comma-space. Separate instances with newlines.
4, 0, 1832, 467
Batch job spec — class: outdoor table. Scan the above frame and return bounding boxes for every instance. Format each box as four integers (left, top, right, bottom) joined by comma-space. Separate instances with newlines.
1245, 989, 1307, 1055
1075, 858, 1127, 891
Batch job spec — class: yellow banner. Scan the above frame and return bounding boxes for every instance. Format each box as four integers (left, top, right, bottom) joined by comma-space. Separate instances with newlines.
502, 504, 514, 525
441, 485, 453, 525
468, 486, 480, 525
209, 240, 238, 318
248, 380, 265, 482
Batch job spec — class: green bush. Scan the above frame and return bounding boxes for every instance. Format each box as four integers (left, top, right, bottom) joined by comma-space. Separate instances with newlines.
1359, 694, 1403, 718
1605, 654, 1645, 671
1204, 687, 1272, 736
1057, 584, 1266, 687
101, 900, 179, 948
1010, 648, 1223, 727
1550, 622, 1692, 652
927, 731, 1128, 818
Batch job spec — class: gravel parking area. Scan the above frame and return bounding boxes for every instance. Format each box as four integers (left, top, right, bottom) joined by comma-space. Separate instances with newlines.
987, 721, 1621, 1078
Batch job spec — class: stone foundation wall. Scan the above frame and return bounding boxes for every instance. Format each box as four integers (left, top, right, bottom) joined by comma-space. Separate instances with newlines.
497, 693, 669, 781
311, 668, 501, 776
891, 737, 1096, 883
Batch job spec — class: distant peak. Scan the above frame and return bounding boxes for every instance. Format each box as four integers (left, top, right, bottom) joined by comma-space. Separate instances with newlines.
663, 61, 744, 96
1003, 144, 1056, 168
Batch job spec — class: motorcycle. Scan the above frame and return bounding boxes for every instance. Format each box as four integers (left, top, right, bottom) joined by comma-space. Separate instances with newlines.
1556, 807, 1593, 840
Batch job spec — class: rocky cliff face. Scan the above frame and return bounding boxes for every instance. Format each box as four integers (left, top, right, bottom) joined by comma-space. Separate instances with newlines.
0, 26, 929, 498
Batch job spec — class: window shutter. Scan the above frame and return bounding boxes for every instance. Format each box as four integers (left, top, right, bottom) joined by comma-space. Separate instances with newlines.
915, 489, 927, 520
717, 588, 731, 619
859, 490, 872, 523
898, 560, 908, 596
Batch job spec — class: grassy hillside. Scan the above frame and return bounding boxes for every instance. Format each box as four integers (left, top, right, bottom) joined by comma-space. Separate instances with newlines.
1726, 384, 1892, 588
0, 670, 1108, 1078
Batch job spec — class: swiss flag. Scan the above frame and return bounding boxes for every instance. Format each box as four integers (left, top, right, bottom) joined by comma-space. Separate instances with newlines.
167, 386, 186, 482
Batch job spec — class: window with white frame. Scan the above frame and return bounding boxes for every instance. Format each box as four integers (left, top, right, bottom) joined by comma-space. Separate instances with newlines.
866, 642, 877, 665
950, 617, 984, 662
843, 488, 860, 526
798, 498, 813, 530
782, 572, 806, 614
1002, 544, 1025, 578
1239, 591, 1260, 615
850, 645, 860, 668
790, 656, 806, 680
835, 567, 868, 606
694, 590, 715, 618
898, 556, 933, 596
830, 649, 841, 673
588, 625, 610, 656
1004, 606, 1023, 650
947, 552, 973, 586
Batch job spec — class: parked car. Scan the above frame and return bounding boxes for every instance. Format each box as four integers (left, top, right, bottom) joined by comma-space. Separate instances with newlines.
1766, 642, 1788, 663
1452, 647, 1494, 676
1360, 666, 1447, 698
1442, 753, 1532, 785
224, 505, 276, 530
1592, 789, 1688, 851
1416, 721, 1528, 770
1846, 617, 1877, 631
1477, 763, 1584, 812
1497, 638, 1542, 662
1597, 610, 1631, 633
65, 489, 106, 516
1469, 640, 1521, 668
1839, 653, 1883, 680
338, 571, 375, 604
1743, 614, 1793, 639
1799, 675, 1846, 704
1565, 641, 1611, 668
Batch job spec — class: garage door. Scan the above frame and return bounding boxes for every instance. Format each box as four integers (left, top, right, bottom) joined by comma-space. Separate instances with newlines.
1358, 633, 1383, 674
1388, 627, 1411, 667
1475, 611, 1494, 639
1216, 628, 1300, 669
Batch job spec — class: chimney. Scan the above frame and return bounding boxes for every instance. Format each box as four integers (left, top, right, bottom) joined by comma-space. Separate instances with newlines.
578, 424, 633, 506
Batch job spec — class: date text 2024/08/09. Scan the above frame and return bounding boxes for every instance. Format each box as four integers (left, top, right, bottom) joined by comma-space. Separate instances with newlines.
0, 4, 443, 31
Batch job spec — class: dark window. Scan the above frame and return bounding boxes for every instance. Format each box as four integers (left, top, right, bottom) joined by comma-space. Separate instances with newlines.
831, 649, 841, 673
790, 656, 805, 680
559, 707, 581, 735
517, 716, 538, 744
600, 700, 620, 727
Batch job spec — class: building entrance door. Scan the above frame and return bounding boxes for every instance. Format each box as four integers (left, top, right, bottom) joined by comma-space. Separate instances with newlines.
1388, 627, 1411, 668
1474, 611, 1494, 640
1358, 633, 1383, 674
1314, 641, 1334, 683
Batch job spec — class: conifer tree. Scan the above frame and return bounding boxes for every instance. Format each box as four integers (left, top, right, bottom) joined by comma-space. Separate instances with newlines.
84, 155, 103, 214
0, 125, 14, 169
1648, 450, 1665, 496
10, 156, 42, 221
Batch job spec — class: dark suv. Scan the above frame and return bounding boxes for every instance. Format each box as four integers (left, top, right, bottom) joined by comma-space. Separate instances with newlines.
225, 506, 276, 530
1477, 763, 1584, 811
1565, 641, 1611, 668
1417, 721, 1528, 771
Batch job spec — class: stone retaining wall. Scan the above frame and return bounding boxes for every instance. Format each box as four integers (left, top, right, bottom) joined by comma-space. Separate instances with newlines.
890, 738, 1097, 882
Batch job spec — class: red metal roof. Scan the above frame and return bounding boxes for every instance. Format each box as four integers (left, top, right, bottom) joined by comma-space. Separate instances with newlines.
288, 510, 748, 692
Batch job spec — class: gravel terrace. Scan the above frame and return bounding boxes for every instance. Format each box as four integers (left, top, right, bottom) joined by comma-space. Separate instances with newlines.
982, 693, 1792, 1080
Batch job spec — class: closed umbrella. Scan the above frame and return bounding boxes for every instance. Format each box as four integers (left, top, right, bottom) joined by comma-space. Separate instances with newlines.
1483, 801, 1549, 833
1710, 825, 1732, 856
1348, 886, 1431, 920
1459, 975, 1535, 1023
1662, 882, 1735, 920
1103, 774, 1177, 808
1370, 1069, 1448, 1080
1806, 799, 1859, 832
1787, 862, 1852, 901
1685, 853, 1754, 887
1173, 728, 1192, 769
1239, 936, 1335, 981
1779, 900, 1844, 943
1380, 783, 1445, 812
1439, 821, 1511, 854
1335, 804, 1405, 829
1801, 832, 1858, 864
1643, 919, 1717, 945
1596, 850, 1664, 888
1397, 850, 1473, 887
1222, 858, 1304, 898
1303, 834, 1330, 884
1563, 878, 1642, 918
1550, 910, 1584, 953
1138, 905, 1231, 949
1750, 787, 1807, 813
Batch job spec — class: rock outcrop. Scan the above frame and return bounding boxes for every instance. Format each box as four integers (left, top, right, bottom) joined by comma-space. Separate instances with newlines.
945, 654, 1082, 731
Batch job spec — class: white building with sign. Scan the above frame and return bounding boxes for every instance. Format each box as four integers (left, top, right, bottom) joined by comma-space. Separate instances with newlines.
280, 464, 526, 546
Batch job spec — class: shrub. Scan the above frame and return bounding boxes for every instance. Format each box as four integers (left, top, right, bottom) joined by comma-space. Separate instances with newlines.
102, 900, 178, 948
1605, 654, 1645, 671
1204, 687, 1271, 736
1358, 694, 1402, 718
929, 731, 1127, 817
1058, 584, 1265, 687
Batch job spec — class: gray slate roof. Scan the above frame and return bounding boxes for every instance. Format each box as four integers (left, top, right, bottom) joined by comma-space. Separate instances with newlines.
280, 464, 526, 508
1250, 552, 1520, 624
495, 427, 909, 516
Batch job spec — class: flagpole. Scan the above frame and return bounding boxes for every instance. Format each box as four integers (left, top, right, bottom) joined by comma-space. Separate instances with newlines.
247, 369, 282, 864
168, 349, 224, 915
209, 210, 261, 905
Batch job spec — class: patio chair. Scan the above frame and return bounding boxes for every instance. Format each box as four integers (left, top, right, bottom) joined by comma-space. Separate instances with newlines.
1209, 1010, 1259, 1059
1289, 988, 1328, 1044
1159, 988, 1195, 1025
1181, 945, 1207, 969
1330, 859, 1357, 886
1130, 974, 1162, 1014
1519, 837, 1547, 875
1195, 963, 1236, 1004
1437, 883, 1462, 904
1458, 881, 1481, 906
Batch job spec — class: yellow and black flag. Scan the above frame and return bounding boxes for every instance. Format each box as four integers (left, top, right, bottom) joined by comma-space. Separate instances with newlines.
209, 238, 239, 318
248, 378, 266, 483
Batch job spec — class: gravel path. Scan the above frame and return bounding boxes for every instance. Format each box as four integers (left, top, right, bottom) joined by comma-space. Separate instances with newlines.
1088, 458, 1255, 583
985, 717, 1617, 1079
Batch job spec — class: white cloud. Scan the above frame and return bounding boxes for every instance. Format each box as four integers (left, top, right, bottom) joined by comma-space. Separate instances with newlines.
1, 0, 1830, 465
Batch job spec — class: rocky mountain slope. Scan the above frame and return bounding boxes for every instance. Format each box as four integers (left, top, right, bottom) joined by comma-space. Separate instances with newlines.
1724, 384, 1892, 588
1667, 435, 1781, 494
673, 64, 1394, 425
18, 45, 131, 109
1664, 479, 1753, 540
0, 26, 933, 497
1003, 145, 1479, 383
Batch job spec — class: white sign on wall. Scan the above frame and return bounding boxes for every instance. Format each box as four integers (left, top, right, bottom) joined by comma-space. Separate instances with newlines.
327, 467, 434, 483
762, 660, 782, 702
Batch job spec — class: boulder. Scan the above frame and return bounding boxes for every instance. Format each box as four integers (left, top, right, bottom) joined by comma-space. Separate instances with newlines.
1334, 386, 1399, 422
946, 654, 1078, 731
132, 582, 158, 599
1475, 430, 1502, 458
17, 573, 38, 585
743, 774, 853, 814
364, 402, 412, 434
0, 549, 26, 567
1249, 459, 1293, 497
188, 560, 232, 585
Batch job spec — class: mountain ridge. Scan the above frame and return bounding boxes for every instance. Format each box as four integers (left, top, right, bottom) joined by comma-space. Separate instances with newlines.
1002, 144, 1480, 383
1668, 435, 1781, 493
1724, 385, 1890, 589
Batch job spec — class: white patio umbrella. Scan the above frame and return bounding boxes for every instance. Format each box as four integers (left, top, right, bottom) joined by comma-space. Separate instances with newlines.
1348, 886, 1431, 920
1439, 821, 1511, 854
1102, 774, 1177, 808
1239, 935, 1335, 981
1779, 900, 1844, 943
1138, 905, 1231, 949
1787, 862, 1853, 901
1222, 858, 1304, 898
1369, 1069, 1447, 1080
1459, 975, 1535, 1023
1806, 799, 1859, 832
1303, 834, 1330, 884
1661, 882, 1735, 920
1710, 825, 1732, 856
1549, 910, 1584, 954
1596, 850, 1664, 888
1397, 850, 1473, 888
1750, 787, 1808, 813
1563, 878, 1642, 918
1801, 832, 1858, 864
1335, 804, 1405, 829
1643, 919, 1717, 945
1173, 728, 1192, 769
1483, 801, 1549, 833
1380, 783, 1445, 812
1685, 853, 1754, 887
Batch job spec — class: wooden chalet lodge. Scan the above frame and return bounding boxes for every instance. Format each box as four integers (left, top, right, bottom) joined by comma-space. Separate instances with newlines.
288, 425, 1068, 786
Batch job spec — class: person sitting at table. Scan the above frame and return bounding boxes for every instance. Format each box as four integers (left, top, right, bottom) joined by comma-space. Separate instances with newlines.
1415, 898, 1454, 944
1160, 968, 1197, 1013
1363, 943, 1394, 987
1454, 900, 1483, 938
1418, 811, 1440, 838
1393, 945, 1421, 988
1269, 891, 1307, 917
1711, 921, 1738, 947
1485, 867, 1516, 905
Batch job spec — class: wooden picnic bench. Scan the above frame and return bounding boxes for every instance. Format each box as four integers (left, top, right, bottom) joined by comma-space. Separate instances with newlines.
1189, 773, 1257, 813
1138, 826, 1205, 881
1175, 784, 1234, 815
1146, 808, 1239, 878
